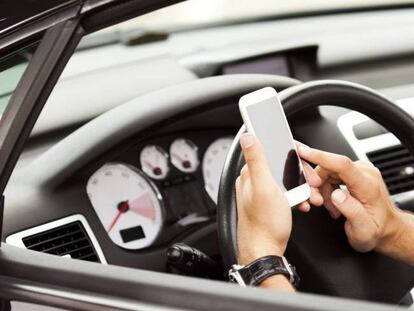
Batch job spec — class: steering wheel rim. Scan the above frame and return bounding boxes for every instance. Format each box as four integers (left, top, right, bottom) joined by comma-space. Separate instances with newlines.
217, 80, 414, 303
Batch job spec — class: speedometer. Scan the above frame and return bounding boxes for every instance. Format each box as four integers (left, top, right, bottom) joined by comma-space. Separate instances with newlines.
202, 137, 234, 203
86, 163, 163, 250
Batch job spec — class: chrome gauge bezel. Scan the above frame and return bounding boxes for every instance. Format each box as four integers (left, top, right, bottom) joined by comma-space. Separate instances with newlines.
169, 138, 200, 173
139, 144, 170, 180
202, 136, 234, 203
86, 162, 165, 250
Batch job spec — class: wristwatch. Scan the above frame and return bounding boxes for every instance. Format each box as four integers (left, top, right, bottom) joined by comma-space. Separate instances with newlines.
228, 255, 300, 287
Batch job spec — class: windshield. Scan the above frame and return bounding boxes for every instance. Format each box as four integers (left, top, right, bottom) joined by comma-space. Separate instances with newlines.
100, 0, 414, 32
0, 43, 39, 115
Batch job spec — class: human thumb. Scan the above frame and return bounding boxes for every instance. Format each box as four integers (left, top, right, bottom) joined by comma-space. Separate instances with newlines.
240, 133, 271, 183
331, 189, 365, 225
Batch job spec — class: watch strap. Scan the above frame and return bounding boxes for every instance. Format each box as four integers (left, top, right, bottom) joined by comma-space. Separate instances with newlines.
229, 255, 300, 287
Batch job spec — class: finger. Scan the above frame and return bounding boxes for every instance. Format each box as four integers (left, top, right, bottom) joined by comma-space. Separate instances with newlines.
235, 176, 241, 192
314, 166, 343, 185
240, 133, 272, 184
309, 186, 324, 206
314, 166, 332, 182
295, 141, 308, 149
235, 177, 242, 211
321, 183, 342, 219
302, 161, 322, 187
297, 201, 311, 212
240, 164, 249, 180
331, 189, 366, 225
328, 177, 344, 185
298, 146, 359, 187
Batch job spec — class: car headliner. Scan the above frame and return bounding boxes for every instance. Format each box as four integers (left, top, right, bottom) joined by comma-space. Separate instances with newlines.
0, 0, 191, 42
0, 0, 83, 38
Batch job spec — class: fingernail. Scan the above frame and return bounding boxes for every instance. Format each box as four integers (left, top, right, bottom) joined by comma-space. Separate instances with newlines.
331, 189, 346, 204
298, 145, 311, 155
240, 134, 255, 149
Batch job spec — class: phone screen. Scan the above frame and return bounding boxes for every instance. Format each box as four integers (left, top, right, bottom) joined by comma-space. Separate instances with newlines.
246, 97, 306, 191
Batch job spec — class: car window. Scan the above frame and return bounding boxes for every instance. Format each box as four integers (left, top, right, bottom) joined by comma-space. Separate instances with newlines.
0, 42, 39, 115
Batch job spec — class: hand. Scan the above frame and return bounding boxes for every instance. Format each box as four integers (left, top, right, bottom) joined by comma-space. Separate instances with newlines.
297, 145, 401, 253
235, 134, 323, 265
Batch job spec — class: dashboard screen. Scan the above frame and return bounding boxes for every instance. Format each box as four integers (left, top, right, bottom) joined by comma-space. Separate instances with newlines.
120, 225, 146, 243
222, 55, 290, 76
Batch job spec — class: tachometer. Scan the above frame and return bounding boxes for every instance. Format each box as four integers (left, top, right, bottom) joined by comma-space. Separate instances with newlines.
202, 137, 234, 203
170, 138, 199, 173
86, 163, 163, 250
140, 145, 169, 180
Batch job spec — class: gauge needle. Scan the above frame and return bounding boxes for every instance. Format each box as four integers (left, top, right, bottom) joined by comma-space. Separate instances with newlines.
144, 160, 156, 170
144, 160, 163, 176
107, 201, 129, 233
129, 192, 156, 221
171, 152, 185, 162
172, 153, 191, 169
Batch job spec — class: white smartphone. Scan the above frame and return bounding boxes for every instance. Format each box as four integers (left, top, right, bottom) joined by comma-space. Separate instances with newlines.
239, 87, 311, 207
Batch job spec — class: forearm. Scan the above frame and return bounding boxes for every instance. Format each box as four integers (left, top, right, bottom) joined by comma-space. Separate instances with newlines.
260, 275, 296, 292
376, 209, 414, 266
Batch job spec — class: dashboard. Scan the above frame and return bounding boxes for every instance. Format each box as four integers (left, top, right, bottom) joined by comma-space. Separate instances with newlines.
3, 76, 414, 277
221, 54, 291, 77
86, 132, 234, 250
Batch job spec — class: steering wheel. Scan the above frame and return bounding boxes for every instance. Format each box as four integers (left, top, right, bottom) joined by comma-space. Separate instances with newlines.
218, 80, 414, 304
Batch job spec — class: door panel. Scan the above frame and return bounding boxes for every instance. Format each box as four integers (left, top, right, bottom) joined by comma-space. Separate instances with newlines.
0, 244, 401, 311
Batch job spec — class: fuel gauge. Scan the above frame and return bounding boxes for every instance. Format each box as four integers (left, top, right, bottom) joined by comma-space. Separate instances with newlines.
140, 145, 170, 180
170, 138, 199, 173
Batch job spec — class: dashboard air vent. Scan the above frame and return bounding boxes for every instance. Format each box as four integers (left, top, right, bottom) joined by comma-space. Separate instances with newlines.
367, 144, 414, 195
22, 221, 101, 263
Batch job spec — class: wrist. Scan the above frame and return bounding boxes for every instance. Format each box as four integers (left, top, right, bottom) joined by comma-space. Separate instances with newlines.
375, 206, 404, 254
238, 242, 286, 265
229, 255, 299, 289
260, 274, 295, 292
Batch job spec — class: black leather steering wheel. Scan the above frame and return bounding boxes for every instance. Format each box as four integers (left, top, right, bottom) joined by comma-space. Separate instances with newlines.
218, 80, 414, 304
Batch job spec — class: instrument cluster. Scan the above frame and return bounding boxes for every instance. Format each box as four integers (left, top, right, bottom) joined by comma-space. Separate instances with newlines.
86, 133, 234, 251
